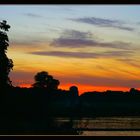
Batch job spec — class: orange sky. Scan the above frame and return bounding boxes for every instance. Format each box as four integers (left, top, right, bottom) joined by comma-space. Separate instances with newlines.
19, 83, 132, 95
60, 84, 131, 95
2, 6, 140, 95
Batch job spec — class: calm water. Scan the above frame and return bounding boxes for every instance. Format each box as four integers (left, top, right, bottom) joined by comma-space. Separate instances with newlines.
55, 116, 140, 136
82, 131, 140, 136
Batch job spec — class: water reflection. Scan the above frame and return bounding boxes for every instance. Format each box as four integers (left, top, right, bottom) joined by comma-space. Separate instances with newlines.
55, 116, 140, 135
82, 131, 140, 136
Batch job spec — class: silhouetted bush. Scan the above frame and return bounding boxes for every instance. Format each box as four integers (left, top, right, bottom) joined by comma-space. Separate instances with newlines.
0, 20, 13, 88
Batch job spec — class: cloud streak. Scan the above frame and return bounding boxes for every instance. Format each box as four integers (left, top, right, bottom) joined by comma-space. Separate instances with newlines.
24, 13, 43, 18
117, 58, 140, 68
70, 17, 134, 31
11, 39, 41, 46
11, 34, 50, 47
30, 50, 132, 59
51, 30, 132, 49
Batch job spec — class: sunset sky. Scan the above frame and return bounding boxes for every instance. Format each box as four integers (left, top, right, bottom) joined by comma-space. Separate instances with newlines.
1, 5, 140, 94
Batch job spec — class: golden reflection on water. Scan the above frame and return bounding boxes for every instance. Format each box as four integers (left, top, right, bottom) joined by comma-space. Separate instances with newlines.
56, 117, 140, 136
82, 131, 140, 136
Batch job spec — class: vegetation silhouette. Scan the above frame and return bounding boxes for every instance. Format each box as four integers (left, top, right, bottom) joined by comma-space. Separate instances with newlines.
1, 20, 140, 135
0, 20, 13, 89
32, 71, 60, 90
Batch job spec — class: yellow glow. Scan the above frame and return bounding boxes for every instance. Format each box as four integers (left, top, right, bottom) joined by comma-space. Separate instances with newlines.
7, 42, 140, 92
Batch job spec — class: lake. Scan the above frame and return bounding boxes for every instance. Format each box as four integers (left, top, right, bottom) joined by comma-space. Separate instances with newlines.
55, 116, 140, 136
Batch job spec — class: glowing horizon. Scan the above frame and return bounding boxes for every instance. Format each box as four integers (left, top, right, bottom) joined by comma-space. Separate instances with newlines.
1, 5, 140, 94
17, 83, 137, 95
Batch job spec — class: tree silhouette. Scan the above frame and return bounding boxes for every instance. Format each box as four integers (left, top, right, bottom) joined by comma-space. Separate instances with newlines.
130, 88, 139, 94
32, 71, 60, 90
47, 75, 60, 90
0, 20, 13, 88
32, 71, 48, 88
69, 86, 79, 97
